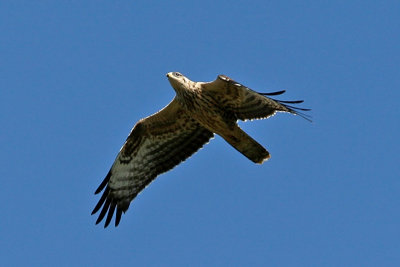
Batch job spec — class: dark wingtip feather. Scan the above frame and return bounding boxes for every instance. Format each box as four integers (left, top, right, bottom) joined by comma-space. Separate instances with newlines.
258, 90, 286, 96
292, 110, 313, 122
115, 206, 123, 227
283, 104, 313, 122
282, 104, 311, 112
91, 187, 109, 215
259, 90, 312, 122
276, 99, 304, 104
94, 170, 112, 194
104, 202, 116, 228
95, 198, 111, 225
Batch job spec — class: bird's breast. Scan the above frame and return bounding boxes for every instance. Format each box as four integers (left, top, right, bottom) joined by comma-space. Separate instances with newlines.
182, 94, 235, 135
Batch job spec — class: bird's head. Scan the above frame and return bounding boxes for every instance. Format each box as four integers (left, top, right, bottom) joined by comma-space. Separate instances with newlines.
166, 72, 191, 92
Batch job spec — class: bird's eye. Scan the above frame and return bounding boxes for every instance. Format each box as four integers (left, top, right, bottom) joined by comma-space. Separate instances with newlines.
174, 72, 182, 77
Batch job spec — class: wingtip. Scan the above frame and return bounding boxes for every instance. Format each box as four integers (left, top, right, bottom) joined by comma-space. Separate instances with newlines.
91, 187, 109, 215
104, 202, 116, 228
95, 198, 111, 225
258, 90, 286, 96
293, 110, 313, 122
115, 207, 123, 227
270, 96, 312, 123
94, 188, 102, 195
95, 217, 103, 225
94, 170, 112, 195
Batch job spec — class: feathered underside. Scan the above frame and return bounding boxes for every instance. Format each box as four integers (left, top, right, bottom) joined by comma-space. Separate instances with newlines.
91, 99, 214, 227
202, 75, 311, 122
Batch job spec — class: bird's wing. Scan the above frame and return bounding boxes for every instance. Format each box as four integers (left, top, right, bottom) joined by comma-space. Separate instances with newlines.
202, 75, 311, 121
92, 98, 214, 227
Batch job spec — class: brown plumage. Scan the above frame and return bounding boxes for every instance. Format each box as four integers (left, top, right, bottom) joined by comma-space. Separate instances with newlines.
92, 72, 310, 227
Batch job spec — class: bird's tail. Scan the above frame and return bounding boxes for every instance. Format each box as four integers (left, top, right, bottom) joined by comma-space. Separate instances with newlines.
220, 125, 270, 164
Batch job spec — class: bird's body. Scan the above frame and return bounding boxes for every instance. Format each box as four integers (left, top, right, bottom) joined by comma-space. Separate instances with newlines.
92, 72, 310, 227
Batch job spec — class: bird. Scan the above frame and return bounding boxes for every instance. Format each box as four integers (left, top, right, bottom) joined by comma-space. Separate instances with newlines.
91, 72, 311, 227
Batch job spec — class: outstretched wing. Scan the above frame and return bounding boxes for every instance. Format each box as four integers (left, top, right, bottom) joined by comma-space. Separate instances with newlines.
92, 98, 214, 227
202, 75, 311, 121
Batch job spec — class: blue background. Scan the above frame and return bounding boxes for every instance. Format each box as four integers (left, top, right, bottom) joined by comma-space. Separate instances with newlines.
1, 1, 399, 266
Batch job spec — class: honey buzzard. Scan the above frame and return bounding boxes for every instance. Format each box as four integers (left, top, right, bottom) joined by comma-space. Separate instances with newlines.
92, 72, 310, 227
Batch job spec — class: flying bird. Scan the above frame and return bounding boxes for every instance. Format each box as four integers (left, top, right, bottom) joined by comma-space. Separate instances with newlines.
92, 72, 310, 227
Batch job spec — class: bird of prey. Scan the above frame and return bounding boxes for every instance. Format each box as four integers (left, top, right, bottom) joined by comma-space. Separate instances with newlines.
92, 72, 310, 227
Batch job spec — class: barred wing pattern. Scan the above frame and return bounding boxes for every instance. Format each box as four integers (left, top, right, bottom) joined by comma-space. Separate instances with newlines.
203, 75, 311, 121
92, 99, 214, 227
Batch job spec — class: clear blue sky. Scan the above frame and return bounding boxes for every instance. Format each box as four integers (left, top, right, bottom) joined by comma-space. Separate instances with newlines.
1, 1, 399, 266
